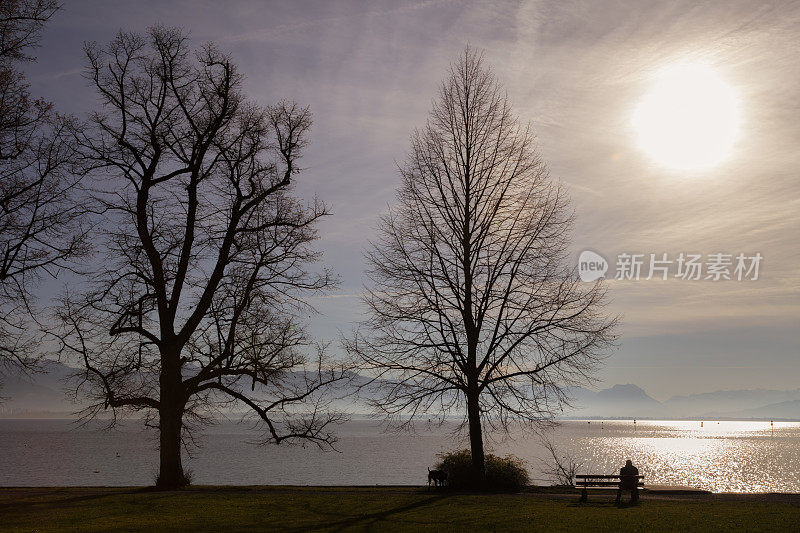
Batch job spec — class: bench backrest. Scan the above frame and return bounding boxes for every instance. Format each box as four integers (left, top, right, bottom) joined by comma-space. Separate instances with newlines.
575, 474, 644, 487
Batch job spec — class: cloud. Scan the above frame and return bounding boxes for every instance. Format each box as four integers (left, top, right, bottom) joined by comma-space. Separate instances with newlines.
28, 0, 800, 395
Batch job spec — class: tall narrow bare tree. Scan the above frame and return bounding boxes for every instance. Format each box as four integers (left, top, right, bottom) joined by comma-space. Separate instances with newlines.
346, 48, 617, 476
54, 27, 347, 488
1, 0, 87, 374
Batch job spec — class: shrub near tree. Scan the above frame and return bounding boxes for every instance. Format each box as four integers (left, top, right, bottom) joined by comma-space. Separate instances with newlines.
436, 449, 530, 492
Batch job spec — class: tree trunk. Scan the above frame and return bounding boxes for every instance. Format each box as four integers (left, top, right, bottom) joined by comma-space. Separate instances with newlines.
157, 405, 186, 489
466, 387, 485, 476
156, 351, 187, 489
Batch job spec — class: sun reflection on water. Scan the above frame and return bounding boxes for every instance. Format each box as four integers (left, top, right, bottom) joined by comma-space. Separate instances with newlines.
527, 420, 800, 493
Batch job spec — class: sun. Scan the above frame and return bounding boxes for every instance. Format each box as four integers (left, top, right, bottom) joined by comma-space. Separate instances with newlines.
633, 63, 739, 170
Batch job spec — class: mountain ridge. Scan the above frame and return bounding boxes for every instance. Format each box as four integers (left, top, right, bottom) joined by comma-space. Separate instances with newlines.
1, 362, 798, 420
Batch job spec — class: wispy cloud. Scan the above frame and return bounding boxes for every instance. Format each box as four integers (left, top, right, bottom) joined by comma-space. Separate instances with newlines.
27, 0, 800, 396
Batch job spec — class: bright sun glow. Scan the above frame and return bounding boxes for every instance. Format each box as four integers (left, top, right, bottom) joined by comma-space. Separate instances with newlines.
633, 63, 739, 170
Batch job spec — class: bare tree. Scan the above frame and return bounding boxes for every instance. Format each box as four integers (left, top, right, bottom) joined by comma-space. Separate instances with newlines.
0, 0, 87, 373
53, 27, 348, 489
538, 434, 582, 487
345, 48, 617, 476
0, 0, 58, 60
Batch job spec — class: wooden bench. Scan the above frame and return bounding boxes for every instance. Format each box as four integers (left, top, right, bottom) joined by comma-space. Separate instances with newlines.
575, 474, 644, 502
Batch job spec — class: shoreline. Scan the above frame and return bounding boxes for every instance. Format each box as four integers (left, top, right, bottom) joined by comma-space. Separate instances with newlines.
2, 485, 799, 499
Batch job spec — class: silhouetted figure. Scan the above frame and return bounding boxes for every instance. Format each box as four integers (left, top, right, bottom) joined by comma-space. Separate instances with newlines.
427, 467, 448, 488
616, 459, 640, 504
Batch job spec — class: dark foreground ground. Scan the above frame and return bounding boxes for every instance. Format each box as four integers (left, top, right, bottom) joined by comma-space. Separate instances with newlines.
1, 486, 798, 532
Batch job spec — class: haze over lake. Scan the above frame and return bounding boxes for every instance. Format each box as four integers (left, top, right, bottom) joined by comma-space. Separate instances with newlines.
2, 419, 797, 493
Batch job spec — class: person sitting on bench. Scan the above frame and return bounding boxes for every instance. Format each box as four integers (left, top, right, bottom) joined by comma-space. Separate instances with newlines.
616, 459, 640, 504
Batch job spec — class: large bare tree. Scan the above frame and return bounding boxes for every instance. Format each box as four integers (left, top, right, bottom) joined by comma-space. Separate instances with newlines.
1, 0, 87, 373
54, 27, 347, 488
346, 48, 617, 475
0, 0, 58, 60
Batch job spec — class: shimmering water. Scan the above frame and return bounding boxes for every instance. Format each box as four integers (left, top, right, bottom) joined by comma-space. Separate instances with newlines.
1, 419, 798, 492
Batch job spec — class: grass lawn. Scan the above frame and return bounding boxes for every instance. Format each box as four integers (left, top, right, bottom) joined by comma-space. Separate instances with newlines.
1, 486, 798, 532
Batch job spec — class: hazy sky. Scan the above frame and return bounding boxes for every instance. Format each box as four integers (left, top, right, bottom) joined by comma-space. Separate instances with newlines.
24, 0, 800, 399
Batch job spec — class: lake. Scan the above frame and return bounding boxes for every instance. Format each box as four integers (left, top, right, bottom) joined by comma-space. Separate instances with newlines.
1, 419, 798, 493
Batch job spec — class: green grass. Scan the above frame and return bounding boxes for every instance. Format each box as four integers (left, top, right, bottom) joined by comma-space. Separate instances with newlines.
1, 486, 798, 532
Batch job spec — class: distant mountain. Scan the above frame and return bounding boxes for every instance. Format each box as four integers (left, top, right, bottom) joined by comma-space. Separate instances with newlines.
562, 384, 800, 420
0, 360, 81, 416
713, 399, 800, 420
0, 361, 372, 417
565, 384, 663, 418
664, 388, 800, 418
3, 362, 799, 420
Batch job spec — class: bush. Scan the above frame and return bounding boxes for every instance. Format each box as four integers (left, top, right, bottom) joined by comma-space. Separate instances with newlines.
435, 449, 530, 492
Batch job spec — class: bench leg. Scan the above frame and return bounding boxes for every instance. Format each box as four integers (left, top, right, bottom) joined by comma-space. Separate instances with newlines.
580, 488, 587, 502
615, 489, 622, 504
